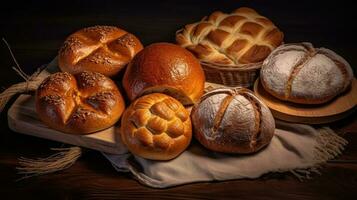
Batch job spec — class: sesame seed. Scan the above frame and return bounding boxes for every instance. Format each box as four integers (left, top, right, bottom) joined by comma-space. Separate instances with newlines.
42, 94, 64, 106
77, 71, 105, 87
39, 72, 72, 90
72, 107, 94, 121
115, 34, 136, 47
88, 91, 115, 102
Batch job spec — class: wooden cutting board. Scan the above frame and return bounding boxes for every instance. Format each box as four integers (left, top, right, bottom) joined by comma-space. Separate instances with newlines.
7, 57, 194, 154
253, 78, 357, 124
7, 58, 128, 154
8, 94, 128, 154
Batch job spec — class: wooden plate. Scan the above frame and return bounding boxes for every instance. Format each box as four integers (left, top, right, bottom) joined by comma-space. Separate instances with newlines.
253, 78, 357, 124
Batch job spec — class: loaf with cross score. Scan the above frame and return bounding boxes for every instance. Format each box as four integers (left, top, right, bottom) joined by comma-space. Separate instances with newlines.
260, 43, 353, 104
36, 71, 125, 134
191, 87, 275, 154
120, 93, 192, 160
58, 25, 143, 77
176, 7, 284, 66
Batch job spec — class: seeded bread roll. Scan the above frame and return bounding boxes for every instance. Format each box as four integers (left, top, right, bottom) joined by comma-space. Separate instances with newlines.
59, 25, 143, 77
191, 87, 275, 154
122, 43, 205, 105
260, 43, 354, 104
36, 71, 125, 134
121, 93, 192, 160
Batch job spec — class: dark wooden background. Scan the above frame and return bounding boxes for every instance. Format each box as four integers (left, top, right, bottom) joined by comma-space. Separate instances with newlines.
0, 0, 356, 199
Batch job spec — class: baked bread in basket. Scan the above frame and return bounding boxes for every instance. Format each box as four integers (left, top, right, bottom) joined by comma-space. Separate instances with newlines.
176, 7, 284, 87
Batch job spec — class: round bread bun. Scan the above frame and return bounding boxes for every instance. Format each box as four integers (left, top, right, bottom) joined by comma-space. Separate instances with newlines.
121, 93, 192, 160
260, 42, 353, 104
122, 42, 205, 105
59, 25, 143, 77
191, 87, 275, 154
36, 71, 125, 134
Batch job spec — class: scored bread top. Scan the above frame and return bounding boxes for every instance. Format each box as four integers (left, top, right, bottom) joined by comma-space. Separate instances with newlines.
176, 7, 284, 66
260, 43, 353, 104
191, 87, 275, 154
59, 25, 143, 77
36, 71, 125, 134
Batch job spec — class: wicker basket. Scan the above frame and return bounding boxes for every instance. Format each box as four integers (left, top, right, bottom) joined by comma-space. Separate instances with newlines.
200, 61, 262, 88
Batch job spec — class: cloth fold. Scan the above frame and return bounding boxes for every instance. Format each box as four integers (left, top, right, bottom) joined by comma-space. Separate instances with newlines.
103, 120, 347, 188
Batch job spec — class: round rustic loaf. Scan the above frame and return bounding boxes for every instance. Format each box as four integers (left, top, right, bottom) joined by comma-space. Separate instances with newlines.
121, 93, 192, 160
59, 25, 143, 77
260, 43, 354, 104
36, 71, 125, 134
191, 87, 275, 154
122, 43, 205, 105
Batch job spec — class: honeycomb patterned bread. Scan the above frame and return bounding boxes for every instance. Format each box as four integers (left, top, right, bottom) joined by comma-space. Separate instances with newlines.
176, 7, 284, 66
120, 93, 192, 160
59, 25, 143, 77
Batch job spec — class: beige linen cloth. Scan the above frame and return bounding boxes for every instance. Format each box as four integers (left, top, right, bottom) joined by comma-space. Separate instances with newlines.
103, 120, 347, 188
0, 55, 347, 186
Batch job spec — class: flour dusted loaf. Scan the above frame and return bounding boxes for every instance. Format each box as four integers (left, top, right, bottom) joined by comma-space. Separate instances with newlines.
121, 93, 192, 160
36, 71, 125, 134
260, 43, 354, 104
123, 43, 205, 105
59, 25, 143, 77
191, 87, 275, 154
176, 7, 284, 66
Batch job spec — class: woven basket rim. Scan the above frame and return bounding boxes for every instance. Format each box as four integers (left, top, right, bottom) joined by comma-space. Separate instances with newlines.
200, 60, 262, 71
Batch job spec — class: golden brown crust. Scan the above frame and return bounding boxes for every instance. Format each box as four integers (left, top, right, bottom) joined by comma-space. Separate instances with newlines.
191, 87, 275, 154
36, 71, 125, 134
59, 26, 143, 77
176, 7, 284, 66
121, 93, 192, 160
122, 43, 205, 105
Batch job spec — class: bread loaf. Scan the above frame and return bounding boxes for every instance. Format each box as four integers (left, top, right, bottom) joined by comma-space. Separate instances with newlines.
120, 93, 192, 160
191, 87, 275, 154
36, 71, 125, 134
260, 43, 354, 104
123, 43, 205, 105
59, 25, 143, 77
176, 7, 284, 66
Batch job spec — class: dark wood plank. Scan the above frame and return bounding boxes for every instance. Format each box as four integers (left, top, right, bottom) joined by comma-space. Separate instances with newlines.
1, 142, 357, 200
0, 0, 356, 199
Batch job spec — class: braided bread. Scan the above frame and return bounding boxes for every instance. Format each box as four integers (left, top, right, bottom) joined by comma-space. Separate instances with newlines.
121, 93, 192, 160
191, 87, 275, 154
59, 26, 143, 77
176, 7, 284, 66
36, 71, 125, 134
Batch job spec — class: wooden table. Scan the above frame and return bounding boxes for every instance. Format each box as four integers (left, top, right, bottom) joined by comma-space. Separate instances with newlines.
1, 1, 356, 199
